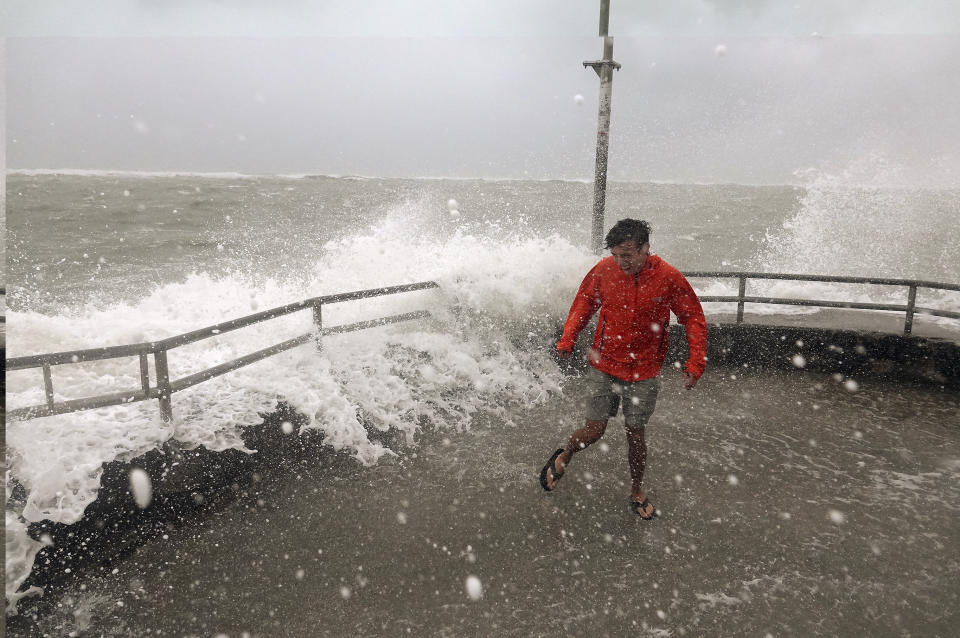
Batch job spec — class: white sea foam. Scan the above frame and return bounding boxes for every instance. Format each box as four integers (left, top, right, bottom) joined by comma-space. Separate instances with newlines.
4, 221, 588, 608
6, 227, 587, 514
4, 512, 44, 616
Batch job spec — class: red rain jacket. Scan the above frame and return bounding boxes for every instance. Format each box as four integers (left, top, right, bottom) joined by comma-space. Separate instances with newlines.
557, 254, 707, 381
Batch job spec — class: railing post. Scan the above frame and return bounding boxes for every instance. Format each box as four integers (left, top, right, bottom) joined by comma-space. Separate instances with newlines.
43, 364, 55, 411
313, 302, 323, 352
154, 350, 173, 423
139, 353, 150, 398
904, 284, 917, 336
736, 276, 747, 323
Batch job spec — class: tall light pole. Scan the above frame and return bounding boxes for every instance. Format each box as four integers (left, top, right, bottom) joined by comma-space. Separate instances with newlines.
584, 0, 621, 253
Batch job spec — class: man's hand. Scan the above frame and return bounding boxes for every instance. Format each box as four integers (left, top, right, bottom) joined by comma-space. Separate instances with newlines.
683, 372, 699, 390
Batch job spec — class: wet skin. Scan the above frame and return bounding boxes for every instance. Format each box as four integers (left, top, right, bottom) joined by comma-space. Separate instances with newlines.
551, 240, 701, 511
543, 422, 653, 517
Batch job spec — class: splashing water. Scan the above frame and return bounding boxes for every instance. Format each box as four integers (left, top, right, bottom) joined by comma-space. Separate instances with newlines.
746, 159, 960, 314
4, 215, 592, 609
760, 162, 960, 281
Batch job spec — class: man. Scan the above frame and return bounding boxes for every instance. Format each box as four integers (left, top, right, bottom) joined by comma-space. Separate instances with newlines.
540, 218, 707, 519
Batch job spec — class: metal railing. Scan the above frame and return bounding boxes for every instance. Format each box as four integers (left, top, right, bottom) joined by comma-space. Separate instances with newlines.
684, 271, 960, 335
6, 281, 439, 422
6, 272, 960, 423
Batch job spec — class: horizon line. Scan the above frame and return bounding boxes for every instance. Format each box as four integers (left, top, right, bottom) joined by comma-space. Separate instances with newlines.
5, 168, 800, 188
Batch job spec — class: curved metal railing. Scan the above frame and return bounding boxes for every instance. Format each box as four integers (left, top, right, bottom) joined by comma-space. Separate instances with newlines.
6, 281, 439, 422
685, 271, 960, 335
5, 273, 959, 423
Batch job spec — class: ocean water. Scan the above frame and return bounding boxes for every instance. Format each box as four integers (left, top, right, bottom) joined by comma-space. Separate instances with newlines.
7, 170, 960, 312
4, 169, 960, 616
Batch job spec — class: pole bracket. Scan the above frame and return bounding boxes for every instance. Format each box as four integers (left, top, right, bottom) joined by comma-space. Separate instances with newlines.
583, 59, 621, 77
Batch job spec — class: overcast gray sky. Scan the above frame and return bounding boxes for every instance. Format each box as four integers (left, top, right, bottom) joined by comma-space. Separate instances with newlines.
3, 1, 959, 183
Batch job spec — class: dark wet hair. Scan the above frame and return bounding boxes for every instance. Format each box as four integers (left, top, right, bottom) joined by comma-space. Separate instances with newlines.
604, 218, 651, 249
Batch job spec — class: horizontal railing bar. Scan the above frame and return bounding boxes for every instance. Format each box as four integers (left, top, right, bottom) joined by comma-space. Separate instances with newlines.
319, 281, 441, 305
700, 295, 905, 312
157, 300, 315, 351
683, 271, 960, 291
698, 296, 960, 319
914, 306, 960, 320
8, 389, 151, 420
168, 310, 434, 394
155, 281, 440, 351
320, 310, 433, 336
170, 333, 315, 393
741, 297, 906, 312
7, 343, 156, 370
170, 311, 433, 393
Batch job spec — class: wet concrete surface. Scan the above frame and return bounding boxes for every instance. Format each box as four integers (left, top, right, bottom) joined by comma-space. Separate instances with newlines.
8, 366, 960, 637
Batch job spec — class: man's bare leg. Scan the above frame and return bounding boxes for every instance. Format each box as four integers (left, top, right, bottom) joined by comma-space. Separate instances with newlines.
544, 419, 608, 490
626, 426, 654, 516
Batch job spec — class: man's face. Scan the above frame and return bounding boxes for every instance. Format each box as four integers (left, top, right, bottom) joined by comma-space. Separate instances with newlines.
610, 239, 649, 276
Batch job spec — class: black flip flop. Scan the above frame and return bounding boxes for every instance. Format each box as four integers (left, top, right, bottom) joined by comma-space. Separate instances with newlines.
630, 497, 658, 520
539, 448, 565, 492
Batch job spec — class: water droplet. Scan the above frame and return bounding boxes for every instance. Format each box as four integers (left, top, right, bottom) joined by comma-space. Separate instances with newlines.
465, 575, 483, 601
128, 468, 152, 509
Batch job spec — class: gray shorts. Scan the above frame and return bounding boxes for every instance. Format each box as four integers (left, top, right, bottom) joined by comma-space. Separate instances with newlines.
584, 366, 661, 429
